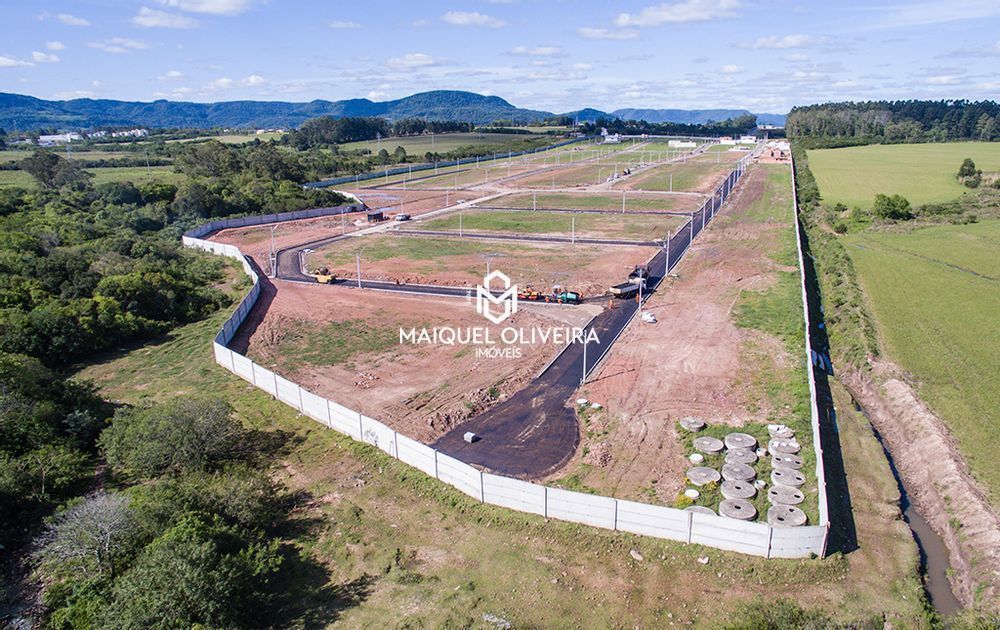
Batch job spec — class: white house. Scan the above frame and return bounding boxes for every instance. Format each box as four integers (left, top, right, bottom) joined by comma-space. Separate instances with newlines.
37, 133, 82, 146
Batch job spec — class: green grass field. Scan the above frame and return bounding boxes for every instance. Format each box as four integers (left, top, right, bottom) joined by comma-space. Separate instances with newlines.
843, 220, 1000, 504
807, 142, 1000, 208
415, 209, 685, 240
0, 166, 184, 189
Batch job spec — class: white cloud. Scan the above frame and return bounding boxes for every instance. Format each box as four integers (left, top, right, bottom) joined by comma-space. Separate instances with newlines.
749, 34, 817, 49
509, 45, 563, 57
242, 74, 265, 85
783, 52, 810, 62
132, 7, 199, 28
577, 27, 639, 40
367, 90, 387, 100
571, 62, 593, 71
46, 41, 66, 51
329, 20, 360, 29
56, 13, 91, 26
615, 0, 740, 27
441, 11, 506, 28
158, 69, 185, 80
0, 56, 34, 68
31, 51, 60, 63
865, 0, 1000, 30
156, 0, 254, 16
387, 53, 440, 70
88, 38, 152, 54
212, 77, 234, 88
925, 74, 961, 85
720, 64, 743, 74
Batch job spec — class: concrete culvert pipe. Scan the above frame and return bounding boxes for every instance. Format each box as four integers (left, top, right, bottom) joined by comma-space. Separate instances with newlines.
723, 432, 757, 450
767, 484, 804, 505
721, 462, 756, 482
770, 468, 806, 487
686, 466, 722, 486
685, 505, 716, 515
719, 498, 757, 520
721, 480, 756, 500
767, 504, 807, 527
725, 447, 758, 465
771, 453, 804, 470
693, 436, 724, 453
768, 438, 801, 455
680, 416, 706, 432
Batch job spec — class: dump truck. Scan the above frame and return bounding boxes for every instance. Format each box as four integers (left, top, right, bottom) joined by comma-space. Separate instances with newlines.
610, 282, 640, 298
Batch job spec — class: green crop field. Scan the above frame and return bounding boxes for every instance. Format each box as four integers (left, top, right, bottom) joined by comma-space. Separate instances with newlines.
415, 209, 685, 240
807, 142, 1000, 208
843, 220, 1000, 503
0, 165, 184, 189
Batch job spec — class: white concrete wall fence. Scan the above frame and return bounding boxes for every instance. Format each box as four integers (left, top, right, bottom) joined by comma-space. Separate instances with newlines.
182, 159, 830, 559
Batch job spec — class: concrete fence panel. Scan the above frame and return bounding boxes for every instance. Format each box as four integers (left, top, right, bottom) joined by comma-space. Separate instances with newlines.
360, 415, 396, 458
300, 389, 330, 426
395, 434, 437, 477
274, 374, 302, 410
231, 352, 255, 383
615, 499, 690, 542
482, 473, 546, 517
768, 525, 826, 558
689, 512, 771, 556
546, 487, 616, 530
212, 343, 232, 369
435, 452, 483, 501
328, 401, 362, 440
252, 364, 278, 397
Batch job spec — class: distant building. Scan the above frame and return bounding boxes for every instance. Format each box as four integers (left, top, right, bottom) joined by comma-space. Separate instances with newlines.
87, 130, 108, 139
603, 133, 621, 144
738, 135, 757, 145
668, 140, 697, 148
110, 129, 149, 138
37, 133, 82, 146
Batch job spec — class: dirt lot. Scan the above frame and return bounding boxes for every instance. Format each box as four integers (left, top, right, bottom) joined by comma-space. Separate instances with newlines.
484, 191, 703, 214
314, 233, 657, 298
614, 157, 736, 194
550, 165, 811, 512
229, 280, 594, 443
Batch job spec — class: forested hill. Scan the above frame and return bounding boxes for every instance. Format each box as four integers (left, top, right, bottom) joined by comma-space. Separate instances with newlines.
0, 90, 553, 130
1, 89, 787, 132
786, 100, 1000, 143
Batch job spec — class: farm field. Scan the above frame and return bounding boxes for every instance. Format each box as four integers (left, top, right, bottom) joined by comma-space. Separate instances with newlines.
489, 191, 702, 213
413, 208, 686, 240
0, 148, 139, 162
0, 165, 183, 188
842, 220, 1000, 504
512, 163, 635, 188
313, 233, 655, 298
553, 164, 817, 521
165, 132, 286, 144
807, 142, 1000, 208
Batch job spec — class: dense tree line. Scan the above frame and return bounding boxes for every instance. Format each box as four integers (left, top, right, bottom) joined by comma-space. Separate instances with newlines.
390, 118, 473, 136
786, 100, 1000, 144
579, 114, 758, 137
285, 116, 392, 149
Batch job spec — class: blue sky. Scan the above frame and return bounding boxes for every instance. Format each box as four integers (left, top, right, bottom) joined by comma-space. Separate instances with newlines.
1, 0, 999, 114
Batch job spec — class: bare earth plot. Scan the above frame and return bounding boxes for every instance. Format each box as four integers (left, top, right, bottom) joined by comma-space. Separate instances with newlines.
617, 154, 741, 194
484, 191, 702, 214
412, 209, 687, 241
551, 164, 818, 523
313, 233, 656, 298
231, 280, 586, 443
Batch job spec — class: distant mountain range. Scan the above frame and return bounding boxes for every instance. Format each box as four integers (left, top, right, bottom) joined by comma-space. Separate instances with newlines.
0, 90, 786, 132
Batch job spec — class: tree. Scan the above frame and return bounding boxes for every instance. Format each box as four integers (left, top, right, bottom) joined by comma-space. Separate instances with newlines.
19, 150, 62, 189
871, 193, 912, 220
99, 515, 282, 629
33, 492, 137, 580
393, 145, 408, 163
99, 398, 248, 479
957, 158, 979, 178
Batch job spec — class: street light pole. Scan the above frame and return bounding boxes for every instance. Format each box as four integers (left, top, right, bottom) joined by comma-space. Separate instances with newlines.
356, 252, 362, 289
581, 329, 588, 385
269, 225, 277, 277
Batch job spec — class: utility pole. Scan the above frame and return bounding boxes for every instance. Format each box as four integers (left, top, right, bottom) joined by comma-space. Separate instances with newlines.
571, 214, 575, 244
581, 329, 588, 386
269, 225, 277, 277
622, 190, 626, 214
356, 252, 362, 289
690, 213, 695, 242
665, 231, 670, 276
